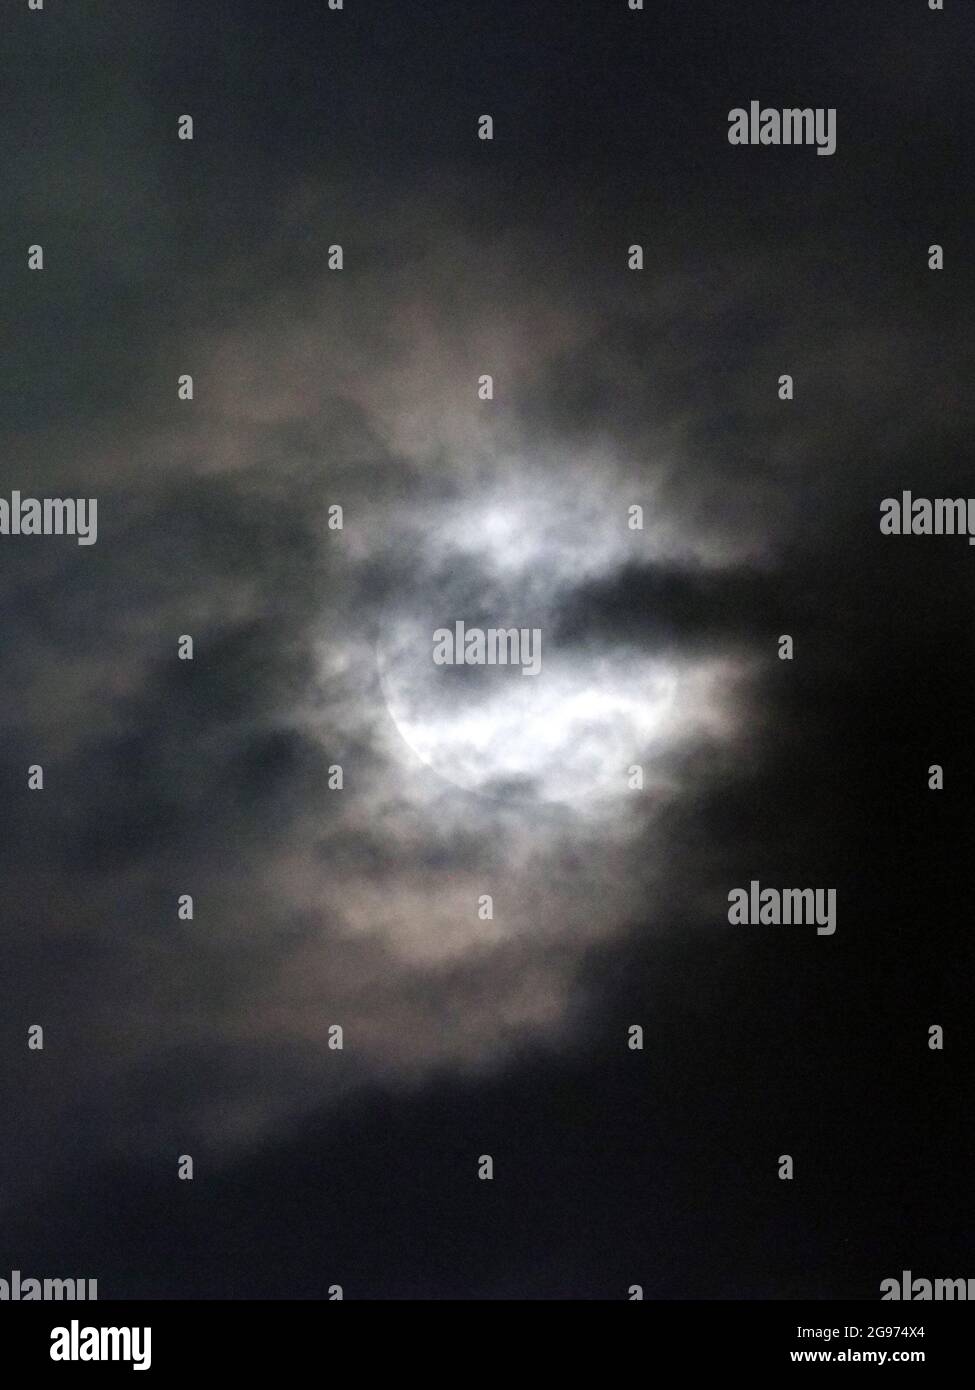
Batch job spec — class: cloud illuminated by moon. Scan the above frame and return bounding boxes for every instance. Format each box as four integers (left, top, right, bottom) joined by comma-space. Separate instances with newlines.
373, 468, 745, 808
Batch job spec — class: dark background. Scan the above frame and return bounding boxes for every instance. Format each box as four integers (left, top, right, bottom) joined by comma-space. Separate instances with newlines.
0, 0, 972, 1299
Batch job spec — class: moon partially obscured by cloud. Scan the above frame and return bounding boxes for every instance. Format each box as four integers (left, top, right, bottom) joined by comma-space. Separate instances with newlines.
374, 470, 744, 807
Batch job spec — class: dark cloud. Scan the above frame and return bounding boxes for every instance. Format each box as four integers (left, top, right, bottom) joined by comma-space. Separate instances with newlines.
554, 560, 790, 655
0, 0, 971, 1300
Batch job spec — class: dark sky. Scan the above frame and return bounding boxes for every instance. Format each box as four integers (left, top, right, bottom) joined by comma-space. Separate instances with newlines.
1, 0, 972, 1299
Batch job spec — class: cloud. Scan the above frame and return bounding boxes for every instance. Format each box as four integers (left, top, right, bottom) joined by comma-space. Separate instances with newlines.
1, 123, 970, 1220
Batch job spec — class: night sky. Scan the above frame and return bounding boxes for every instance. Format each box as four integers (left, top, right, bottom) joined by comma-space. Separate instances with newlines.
1, 0, 973, 1300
